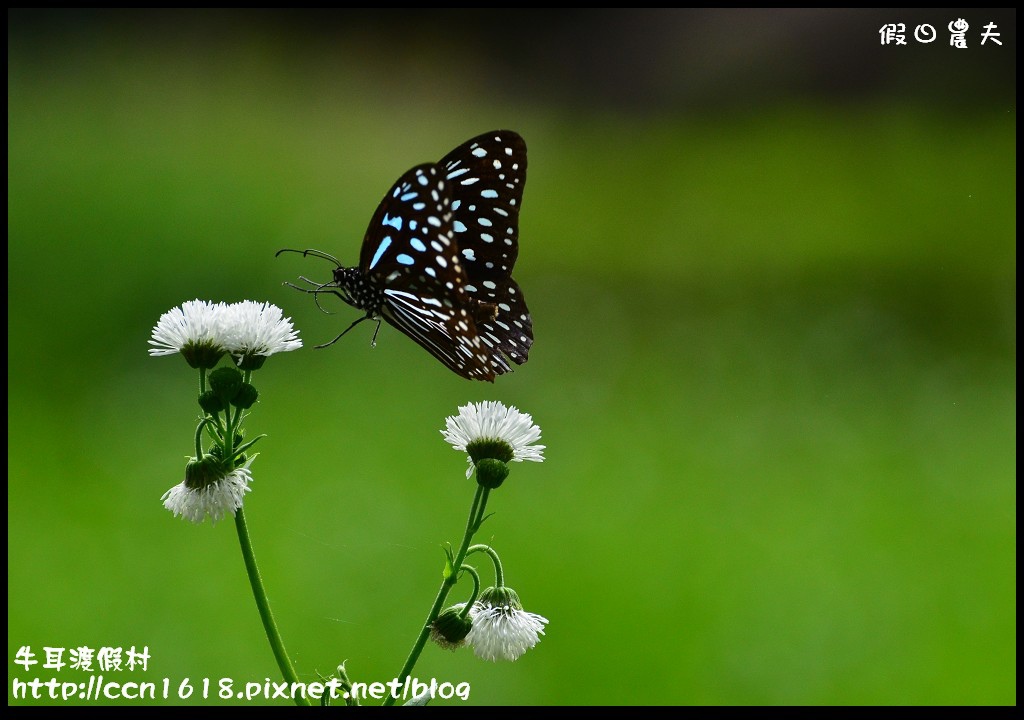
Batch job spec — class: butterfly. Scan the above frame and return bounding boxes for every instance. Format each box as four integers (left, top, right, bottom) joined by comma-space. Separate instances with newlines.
278, 130, 533, 382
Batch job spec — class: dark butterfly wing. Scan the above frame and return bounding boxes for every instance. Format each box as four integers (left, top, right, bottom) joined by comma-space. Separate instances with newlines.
357, 162, 496, 381
336, 131, 532, 382
378, 287, 494, 381
439, 131, 533, 375
358, 164, 455, 283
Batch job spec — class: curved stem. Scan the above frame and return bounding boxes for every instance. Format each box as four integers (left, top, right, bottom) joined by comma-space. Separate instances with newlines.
234, 507, 311, 707
382, 483, 488, 706
457, 564, 482, 617
467, 544, 504, 588
194, 418, 211, 459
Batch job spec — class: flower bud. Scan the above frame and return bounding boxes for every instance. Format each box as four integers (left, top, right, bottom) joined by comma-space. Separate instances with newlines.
232, 383, 258, 409
474, 458, 509, 489
209, 367, 243, 404
198, 389, 225, 414
430, 605, 473, 650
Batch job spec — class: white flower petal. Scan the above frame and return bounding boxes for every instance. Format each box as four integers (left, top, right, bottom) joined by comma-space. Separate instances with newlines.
223, 300, 302, 359
466, 599, 548, 662
442, 401, 545, 466
149, 299, 230, 356
161, 464, 253, 524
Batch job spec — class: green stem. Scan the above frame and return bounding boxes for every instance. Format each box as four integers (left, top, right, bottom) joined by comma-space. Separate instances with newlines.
382, 483, 488, 707
229, 373, 247, 432
222, 404, 236, 457
467, 544, 504, 587
223, 369, 251, 460
234, 507, 311, 707
457, 564, 482, 617
194, 418, 210, 459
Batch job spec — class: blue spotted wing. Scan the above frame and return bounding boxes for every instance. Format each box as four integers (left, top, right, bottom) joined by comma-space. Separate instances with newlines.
314, 130, 533, 382
439, 131, 533, 374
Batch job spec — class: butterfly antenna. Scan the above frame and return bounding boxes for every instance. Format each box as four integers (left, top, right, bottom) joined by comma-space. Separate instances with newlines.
275, 248, 344, 267
277, 248, 356, 311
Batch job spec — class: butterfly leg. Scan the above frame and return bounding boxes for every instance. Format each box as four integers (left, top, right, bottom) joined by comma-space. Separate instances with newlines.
315, 314, 374, 349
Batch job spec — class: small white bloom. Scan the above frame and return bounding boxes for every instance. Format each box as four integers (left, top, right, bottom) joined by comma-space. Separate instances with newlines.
442, 401, 545, 478
466, 595, 548, 662
161, 462, 253, 524
149, 299, 230, 357
223, 301, 302, 361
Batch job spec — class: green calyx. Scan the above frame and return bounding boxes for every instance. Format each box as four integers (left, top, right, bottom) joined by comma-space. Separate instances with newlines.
184, 454, 227, 490
180, 340, 226, 370
467, 438, 515, 464
478, 586, 522, 611
234, 352, 268, 372
474, 458, 509, 489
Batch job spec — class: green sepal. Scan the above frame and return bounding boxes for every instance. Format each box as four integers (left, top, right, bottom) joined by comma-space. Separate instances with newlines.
180, 340, 225, 370
234, 352, 268, 372
184, 454, 226, 490
478, 585, 522, 610
466, 438, 515, 464
475, 458, 509, 489
441, 544, 455, 581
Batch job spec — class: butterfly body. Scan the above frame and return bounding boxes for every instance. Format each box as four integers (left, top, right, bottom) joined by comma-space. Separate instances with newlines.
286, 131, 532, 382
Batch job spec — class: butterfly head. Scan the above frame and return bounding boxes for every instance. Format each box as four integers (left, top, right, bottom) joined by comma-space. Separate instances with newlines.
274, 248, 371, 315
331, 266, 382, 316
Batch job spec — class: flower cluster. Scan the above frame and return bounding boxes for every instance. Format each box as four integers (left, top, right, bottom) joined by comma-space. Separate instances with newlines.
149, 298, 301, 369
431, 586, 548, 662
431, 402, 549, 663
151, 299, 300, 524
152, 290, 553, 702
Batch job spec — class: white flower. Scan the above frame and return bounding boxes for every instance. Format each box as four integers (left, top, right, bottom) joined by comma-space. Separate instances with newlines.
442, 401, 545, 478
223, 301, 302, 363
466, 591, 548, 662
161, 461, 253, 524
149, 299, 230, 357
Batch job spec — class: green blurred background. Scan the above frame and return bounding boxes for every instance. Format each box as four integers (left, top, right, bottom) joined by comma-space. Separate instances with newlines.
8, 9, 1015, 706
